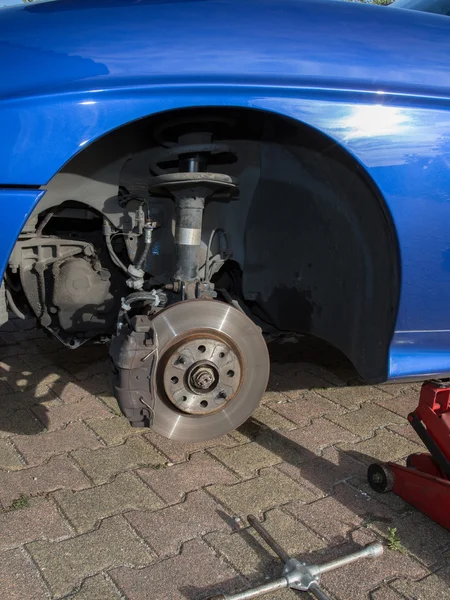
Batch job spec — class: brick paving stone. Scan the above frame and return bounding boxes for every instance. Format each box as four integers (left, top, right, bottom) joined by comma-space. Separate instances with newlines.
7, 365, 74, 394
32, 397, 111, 431
126, 490, 228, 557
145, 429, 237, 463
0, 409, 43, 438
277, 446, 367, 497
0, 455, 90, 508
283, 417, 359, 455
374, 388, 423, 419
250, 405, 297, 430
269, 391, 344, 428
391, 567, 450, 600
54, 472, 164, 533
0, 378, 13, 395
87, 415, 142, 445
96, 392, 122, 415
206, 509, 326, 584
72, 436, 164, 484
251, 429, 312, 467
0, 439, 24, 470
339, 429, 422, 465
285, 482, 399, 544
12, 422, 103, 465
370, 585, 403, 600
320, 528, 428, 600
71, 574, 122, 599
208, 469, 317, 517
111, 538, 244, 600
28, 515, 154, 598
388, 423, 427, 446
0, 388, 59, 415
328, 403, 404, 439
376, 382, 422, 397
368, 511, 450, 566
138, 453, 238, 505
273, 372, 332, 400
0, 497, 71, 550
316, 385, 390, 410
0, 548, 48, 600
51, 381, 96, 403
209, 441, 283, 478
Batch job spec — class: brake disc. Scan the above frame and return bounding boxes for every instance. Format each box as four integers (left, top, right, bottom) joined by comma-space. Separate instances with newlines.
150, 300, 269, 442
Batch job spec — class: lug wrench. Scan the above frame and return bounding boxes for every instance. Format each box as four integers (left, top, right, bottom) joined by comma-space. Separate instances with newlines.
207, 514, 383, 600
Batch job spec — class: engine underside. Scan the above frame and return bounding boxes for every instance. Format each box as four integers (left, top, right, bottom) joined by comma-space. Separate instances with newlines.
2, 108, 400, 441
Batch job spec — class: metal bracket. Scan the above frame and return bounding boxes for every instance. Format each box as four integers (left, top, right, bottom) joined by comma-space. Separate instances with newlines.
206, 514, 383, 600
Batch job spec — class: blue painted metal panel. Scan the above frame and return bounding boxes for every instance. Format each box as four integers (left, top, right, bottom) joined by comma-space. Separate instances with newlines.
0, 189, 45, 277
0, 0, 450, 379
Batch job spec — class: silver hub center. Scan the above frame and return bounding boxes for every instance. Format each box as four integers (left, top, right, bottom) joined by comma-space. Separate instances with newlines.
162, 336, 242, 415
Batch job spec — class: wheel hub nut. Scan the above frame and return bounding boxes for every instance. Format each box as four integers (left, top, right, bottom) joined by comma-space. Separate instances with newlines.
191, 366, 216, 390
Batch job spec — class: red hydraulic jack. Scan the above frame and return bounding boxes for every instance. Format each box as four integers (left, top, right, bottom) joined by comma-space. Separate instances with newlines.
368, 380, 450, 531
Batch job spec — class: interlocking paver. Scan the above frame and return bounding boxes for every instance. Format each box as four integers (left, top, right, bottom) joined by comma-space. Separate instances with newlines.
317, 385, 390, 410
269, 390, 344, 427
277, 446, 367, 497
87, 415, 142, 445
321, 529, 428, 600
28, 515, 155, 598
209, 441, 283, 478
13, 422, 103, 465
339, 429, 422, 465
145, 429, 237, 463
0, 439, 24, 469
138, 452, 237, 504
54, 472, 163, 533
391, 567, 450, 600
0, 548, 48, 600
368, 511, 450, 566
208, 469, 317, 516
206, 509, 325, 584
126, 490, 227, 557
0, 323, 443, 600
71, 574, 122, 599
250, 405, 297, 430
285, 482, 399, 543
328, 403, 404, 439
0, 455, 90, 508
0, 497, 71, 550
111, 538, 244, 600
72, 436, 164, 484
32, 397, 111, 431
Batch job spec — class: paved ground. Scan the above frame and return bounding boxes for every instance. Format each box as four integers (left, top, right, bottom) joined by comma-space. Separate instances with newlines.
0, 317, 449, 600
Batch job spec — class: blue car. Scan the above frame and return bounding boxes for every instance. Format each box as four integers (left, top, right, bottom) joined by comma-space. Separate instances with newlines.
1, 0, 450, 442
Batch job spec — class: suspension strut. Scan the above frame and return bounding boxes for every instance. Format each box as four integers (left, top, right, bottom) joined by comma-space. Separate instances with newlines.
148, 123, 238, 299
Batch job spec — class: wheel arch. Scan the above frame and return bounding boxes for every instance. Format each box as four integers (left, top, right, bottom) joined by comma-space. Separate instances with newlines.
10, 103, 401, 382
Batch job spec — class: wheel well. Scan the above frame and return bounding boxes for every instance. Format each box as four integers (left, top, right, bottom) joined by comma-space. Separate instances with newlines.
27, 106, 400, 381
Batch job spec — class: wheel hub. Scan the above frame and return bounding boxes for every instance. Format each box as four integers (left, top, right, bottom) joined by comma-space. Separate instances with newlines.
163, 335, 242, 415
150, 300, 270, 441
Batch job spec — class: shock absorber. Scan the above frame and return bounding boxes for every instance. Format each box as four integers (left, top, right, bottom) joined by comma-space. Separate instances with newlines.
148, 120, 238, 299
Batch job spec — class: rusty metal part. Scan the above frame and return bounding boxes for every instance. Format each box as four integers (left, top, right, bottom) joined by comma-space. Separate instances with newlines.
151, 300, 269, 441
162, 335, 241, 415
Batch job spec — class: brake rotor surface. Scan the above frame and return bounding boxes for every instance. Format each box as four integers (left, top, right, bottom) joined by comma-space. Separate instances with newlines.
151, 300, 270, 442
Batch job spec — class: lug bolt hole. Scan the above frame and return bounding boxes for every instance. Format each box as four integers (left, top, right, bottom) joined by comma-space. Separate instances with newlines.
198, 345, 206, 354
181, 396, 187, 402
200, 400, 208, 408
171, 376, 179, 384
177, 356, 186, 365
227, 370, 234, 378
219, 352, 225, 358
218, 391, 227, 400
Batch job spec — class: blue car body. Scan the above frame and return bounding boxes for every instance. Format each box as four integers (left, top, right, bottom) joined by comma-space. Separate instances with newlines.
1, 0, 450, 382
